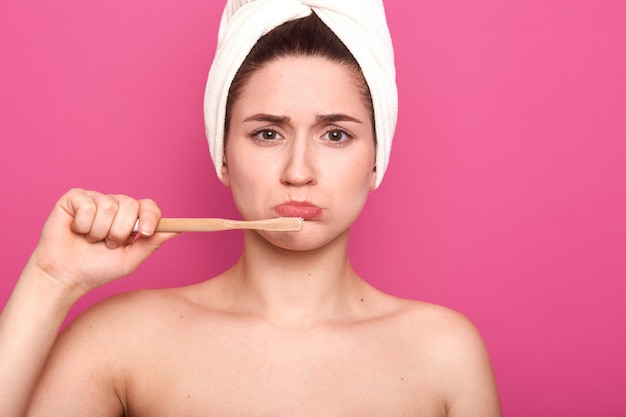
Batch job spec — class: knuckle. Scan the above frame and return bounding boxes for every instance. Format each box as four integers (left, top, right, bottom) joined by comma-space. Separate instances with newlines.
81, 201, 98, 218
67, 187, 83, 196
127, 199, 141, 213
139, 198, 161, 217
114, 194, 140, 212
99, 197, 119, 215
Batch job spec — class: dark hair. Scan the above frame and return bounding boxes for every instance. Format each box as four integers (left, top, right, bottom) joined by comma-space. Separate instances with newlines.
224, 12, 374, 139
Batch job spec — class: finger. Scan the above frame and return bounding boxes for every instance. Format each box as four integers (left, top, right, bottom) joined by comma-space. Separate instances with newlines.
105, 195, 140, 248
64, 189, 98, 235
135, 198, 162, 237
84, 193, 120, 243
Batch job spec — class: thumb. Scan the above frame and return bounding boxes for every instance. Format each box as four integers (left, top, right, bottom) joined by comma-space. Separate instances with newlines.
121, 232, 179, 274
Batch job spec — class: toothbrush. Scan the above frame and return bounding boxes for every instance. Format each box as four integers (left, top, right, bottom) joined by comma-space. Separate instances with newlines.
132, 217, 304, 233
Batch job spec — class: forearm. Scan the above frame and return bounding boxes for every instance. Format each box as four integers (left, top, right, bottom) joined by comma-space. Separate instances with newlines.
0, 189, 172, 416
0, 262, 82, 417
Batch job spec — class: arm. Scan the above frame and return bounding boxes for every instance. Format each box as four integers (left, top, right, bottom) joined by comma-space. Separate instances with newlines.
443, 315, 502, 417
0, 188, 176, 417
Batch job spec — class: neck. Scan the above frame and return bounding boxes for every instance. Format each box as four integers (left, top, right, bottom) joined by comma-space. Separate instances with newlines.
222, 229, 368, 329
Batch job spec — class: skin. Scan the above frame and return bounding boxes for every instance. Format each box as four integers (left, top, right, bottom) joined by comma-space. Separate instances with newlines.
1, 56, 501, 416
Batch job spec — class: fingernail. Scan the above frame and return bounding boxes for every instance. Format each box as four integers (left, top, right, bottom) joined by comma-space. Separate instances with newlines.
140, 221, 154, 236
105, 239, 119, 249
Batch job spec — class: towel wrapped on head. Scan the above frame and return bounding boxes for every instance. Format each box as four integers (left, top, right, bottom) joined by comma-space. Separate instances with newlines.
204, 0, 398, 188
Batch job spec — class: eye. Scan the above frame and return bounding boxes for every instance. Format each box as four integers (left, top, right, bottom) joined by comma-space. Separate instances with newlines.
252, 129, 282, 141
323, 128, 353, 144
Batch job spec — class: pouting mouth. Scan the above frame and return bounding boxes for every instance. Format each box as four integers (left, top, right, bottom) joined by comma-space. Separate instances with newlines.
275, 201, 322, 220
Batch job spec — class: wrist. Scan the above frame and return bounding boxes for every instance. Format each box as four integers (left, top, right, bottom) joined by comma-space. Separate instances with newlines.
16, 260, 86, 314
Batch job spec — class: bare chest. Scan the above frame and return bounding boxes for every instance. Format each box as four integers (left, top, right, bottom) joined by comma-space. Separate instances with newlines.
123, 317, 446, 417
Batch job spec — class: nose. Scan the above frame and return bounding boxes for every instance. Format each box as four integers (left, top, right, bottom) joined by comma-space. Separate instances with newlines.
280, 135, 317, 186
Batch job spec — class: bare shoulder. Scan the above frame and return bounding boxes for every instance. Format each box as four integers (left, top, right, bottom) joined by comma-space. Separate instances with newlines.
377, 298, 492, 375
60, 284, 208, 343
383, 297, 502, 416
41, 286, 196, 370
394, 299, 488, 353
27, 286, 205, 416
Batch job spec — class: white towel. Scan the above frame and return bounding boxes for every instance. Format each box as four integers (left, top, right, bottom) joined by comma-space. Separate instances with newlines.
204, 0, 398, 188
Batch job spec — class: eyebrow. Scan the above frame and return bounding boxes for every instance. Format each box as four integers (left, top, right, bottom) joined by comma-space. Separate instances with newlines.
316, 114, 363, 124
242, 113, 363, 124
243, 114, 290, 123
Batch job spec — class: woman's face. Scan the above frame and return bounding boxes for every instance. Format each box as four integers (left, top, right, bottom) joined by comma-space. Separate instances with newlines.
223, 55, 376, 250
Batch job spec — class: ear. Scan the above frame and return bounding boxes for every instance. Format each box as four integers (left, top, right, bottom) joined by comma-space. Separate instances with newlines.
369, 165, 377, 192
220, 158, 231, 187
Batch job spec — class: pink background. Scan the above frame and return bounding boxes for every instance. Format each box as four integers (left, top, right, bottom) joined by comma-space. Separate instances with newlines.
1, 0, 625, 414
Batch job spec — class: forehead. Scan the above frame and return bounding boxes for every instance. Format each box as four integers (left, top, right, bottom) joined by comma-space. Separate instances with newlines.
233, 56, 371, 120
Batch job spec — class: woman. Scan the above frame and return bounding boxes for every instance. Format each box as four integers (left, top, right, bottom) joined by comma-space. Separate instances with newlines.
0, 1, 501, 416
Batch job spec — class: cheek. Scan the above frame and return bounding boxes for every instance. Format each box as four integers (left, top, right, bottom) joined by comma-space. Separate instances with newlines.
332, 158, 375, 206
224, 150, 274, 215
228, 161, 258, 197
225, 143, 257, 182
346, 146, 376, 188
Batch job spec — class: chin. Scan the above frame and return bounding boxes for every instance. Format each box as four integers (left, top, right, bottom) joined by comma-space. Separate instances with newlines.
257, 227, 349, 253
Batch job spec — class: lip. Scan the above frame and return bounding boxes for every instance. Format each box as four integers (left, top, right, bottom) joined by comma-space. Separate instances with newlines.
275, 201, 323, 220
